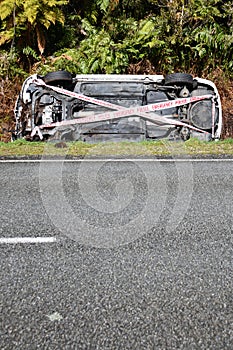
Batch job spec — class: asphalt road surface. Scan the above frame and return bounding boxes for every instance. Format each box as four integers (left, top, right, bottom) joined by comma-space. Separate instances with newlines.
0, 159, 232, 349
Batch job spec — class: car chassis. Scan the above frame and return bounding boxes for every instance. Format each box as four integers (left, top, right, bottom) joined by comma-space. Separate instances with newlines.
14, 71, 222, 142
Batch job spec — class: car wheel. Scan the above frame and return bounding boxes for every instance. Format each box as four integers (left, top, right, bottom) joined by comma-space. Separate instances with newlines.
43, 70, 73, 88
164, 73, 194, 88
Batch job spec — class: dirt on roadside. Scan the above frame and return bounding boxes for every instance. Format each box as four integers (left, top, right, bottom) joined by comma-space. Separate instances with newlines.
0, 78, 22, 142
217, 79, 233, 138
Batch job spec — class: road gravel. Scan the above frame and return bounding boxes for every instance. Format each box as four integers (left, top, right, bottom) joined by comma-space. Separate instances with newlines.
0, 160, 232, 349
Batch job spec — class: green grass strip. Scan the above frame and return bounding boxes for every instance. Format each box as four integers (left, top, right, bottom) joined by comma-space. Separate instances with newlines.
0, 138, 233, 157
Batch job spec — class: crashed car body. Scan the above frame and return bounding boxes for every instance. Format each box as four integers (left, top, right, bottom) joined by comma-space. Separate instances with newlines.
14, 71, 222, 142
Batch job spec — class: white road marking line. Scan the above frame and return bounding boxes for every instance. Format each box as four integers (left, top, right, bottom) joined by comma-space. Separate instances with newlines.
0, 237, 57, 244
0, 158, 233, 163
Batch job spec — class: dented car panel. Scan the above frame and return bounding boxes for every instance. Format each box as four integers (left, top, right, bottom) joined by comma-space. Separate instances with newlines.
14, 72, 222, 142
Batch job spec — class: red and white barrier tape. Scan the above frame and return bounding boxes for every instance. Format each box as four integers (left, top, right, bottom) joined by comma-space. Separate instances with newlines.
31, 78, 214, 139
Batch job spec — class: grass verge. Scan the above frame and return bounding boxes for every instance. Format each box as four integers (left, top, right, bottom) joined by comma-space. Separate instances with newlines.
0, 138, 233, 157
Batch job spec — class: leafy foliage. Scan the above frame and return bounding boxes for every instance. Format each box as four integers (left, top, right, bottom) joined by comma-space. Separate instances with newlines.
0, 50, 25, 79
0, 0, 232, 76
36, 17, 165, 74
0, 0, 68, 54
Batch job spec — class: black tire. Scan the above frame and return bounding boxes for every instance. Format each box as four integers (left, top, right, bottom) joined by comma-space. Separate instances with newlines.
164, 73, 194, 87
43, 70, 73, 87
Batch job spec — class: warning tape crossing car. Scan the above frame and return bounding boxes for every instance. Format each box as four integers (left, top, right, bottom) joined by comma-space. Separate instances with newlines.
14, 72, 222, 142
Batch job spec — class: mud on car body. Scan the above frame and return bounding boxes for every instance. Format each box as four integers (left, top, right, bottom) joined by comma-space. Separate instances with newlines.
14, 71, 222, 142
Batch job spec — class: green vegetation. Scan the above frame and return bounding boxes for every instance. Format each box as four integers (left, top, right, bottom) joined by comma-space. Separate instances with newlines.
1, 138, 233, 157
0, 0, 233, 77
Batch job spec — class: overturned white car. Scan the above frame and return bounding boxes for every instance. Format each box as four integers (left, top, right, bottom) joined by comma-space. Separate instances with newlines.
14, 71, 222, 142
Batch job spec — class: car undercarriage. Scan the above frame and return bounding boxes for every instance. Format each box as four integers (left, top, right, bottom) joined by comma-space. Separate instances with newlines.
14, 72, 222, 142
